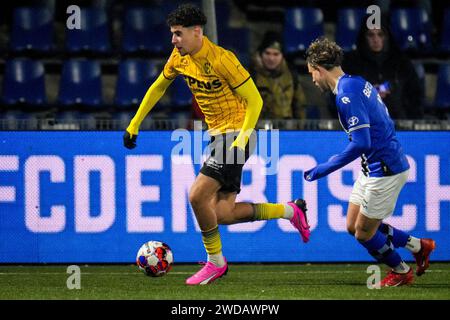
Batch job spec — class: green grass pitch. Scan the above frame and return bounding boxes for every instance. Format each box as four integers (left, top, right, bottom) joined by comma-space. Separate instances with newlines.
0, 263, 449, 300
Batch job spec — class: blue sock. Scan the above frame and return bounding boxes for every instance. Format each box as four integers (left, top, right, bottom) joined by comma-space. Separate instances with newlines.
378, 223, 409, 248
359, 230, 402, 268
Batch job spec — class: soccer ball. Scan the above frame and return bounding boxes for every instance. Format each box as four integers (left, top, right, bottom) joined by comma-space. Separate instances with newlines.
136, 241, 173, 277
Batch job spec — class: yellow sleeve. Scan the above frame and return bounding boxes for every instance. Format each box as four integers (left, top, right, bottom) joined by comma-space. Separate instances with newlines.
126, 72, 173, 135
231, 78, 263, 150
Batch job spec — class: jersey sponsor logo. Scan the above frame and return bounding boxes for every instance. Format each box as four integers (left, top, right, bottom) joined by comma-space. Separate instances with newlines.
348, 116, 359, 126
363, 81, 373, 98
183, 75, 222, 90
341, 96, 351, 104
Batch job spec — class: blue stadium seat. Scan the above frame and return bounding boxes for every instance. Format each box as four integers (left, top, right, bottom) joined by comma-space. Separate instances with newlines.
434, 64, 450, 108
335, 8, 366, 51
156, 1, 183, 24
413, 62, 426, 107
390, 8, 432, 52
2, 58, 46, 105
284, 7, 324, 54
115, 59, 159, 107
218, 27, 250, 66
170, 76, 192, 108
122, 7, 171, 54
215, 1, 231, 32
65, 8, 111, 53
58, 59, 103, 107
440, 8, 450, 52
219, 27, 250, 54
10, 7, 54, 52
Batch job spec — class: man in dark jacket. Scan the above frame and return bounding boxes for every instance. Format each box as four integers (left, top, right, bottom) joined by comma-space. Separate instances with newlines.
250, 31, 307, 120
342, 15, 424, 119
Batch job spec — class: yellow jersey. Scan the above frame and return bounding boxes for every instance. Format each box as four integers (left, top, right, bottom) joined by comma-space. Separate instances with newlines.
163, 36, 251, 134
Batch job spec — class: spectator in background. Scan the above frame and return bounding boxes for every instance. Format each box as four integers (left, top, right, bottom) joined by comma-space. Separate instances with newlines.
250, 31, 307, 120
342, 15, 424, 119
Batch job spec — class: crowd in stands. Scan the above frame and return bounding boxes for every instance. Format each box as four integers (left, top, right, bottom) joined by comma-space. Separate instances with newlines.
0, 0, 449, 130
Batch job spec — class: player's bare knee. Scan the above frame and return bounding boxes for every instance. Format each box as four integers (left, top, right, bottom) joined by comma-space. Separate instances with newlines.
189, 188, 207, 211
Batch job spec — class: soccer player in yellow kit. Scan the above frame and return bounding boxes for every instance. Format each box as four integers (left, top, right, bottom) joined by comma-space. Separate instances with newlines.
123, 4, 310, 285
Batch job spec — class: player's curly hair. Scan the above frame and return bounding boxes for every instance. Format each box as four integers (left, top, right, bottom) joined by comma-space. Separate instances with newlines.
305, 37, 344, 70
166, 4, 207, 27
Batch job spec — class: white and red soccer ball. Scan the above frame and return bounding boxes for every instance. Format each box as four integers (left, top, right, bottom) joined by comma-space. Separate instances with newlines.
136, 241, 173, 277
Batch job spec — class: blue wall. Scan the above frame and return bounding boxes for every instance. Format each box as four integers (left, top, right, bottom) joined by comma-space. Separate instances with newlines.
0, 131, 448, 263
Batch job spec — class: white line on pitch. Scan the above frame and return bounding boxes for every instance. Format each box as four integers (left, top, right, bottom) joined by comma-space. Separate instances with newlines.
0, 270, 449, 276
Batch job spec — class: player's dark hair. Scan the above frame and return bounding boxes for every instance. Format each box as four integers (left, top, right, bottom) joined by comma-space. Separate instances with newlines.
305, 37, 344, 70
166, 4, 207, 27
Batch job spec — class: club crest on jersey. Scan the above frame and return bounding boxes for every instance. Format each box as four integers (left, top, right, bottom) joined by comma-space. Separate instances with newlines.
180, 57, 189, 66
341, 97, 351, 104
203, 62, 212, 74
348, 116, 359, 126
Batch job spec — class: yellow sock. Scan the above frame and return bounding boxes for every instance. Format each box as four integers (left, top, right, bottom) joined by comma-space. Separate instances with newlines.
201, 225, 222, 255
254, 203, 286, 220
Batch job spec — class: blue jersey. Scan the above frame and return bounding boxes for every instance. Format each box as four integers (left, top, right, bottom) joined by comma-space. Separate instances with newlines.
335, 74, 410, 177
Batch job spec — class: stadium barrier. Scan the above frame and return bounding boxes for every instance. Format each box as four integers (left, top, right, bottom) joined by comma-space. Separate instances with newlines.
1, 118, 450, 131
0, 130, 449, 263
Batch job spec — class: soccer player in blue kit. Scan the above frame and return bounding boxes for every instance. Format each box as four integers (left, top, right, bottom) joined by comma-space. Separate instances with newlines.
304, 37, 436, 287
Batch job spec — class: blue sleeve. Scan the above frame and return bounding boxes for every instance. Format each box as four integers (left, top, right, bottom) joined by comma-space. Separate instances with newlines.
304, 127, 371, 181
337, 92, 371, 132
